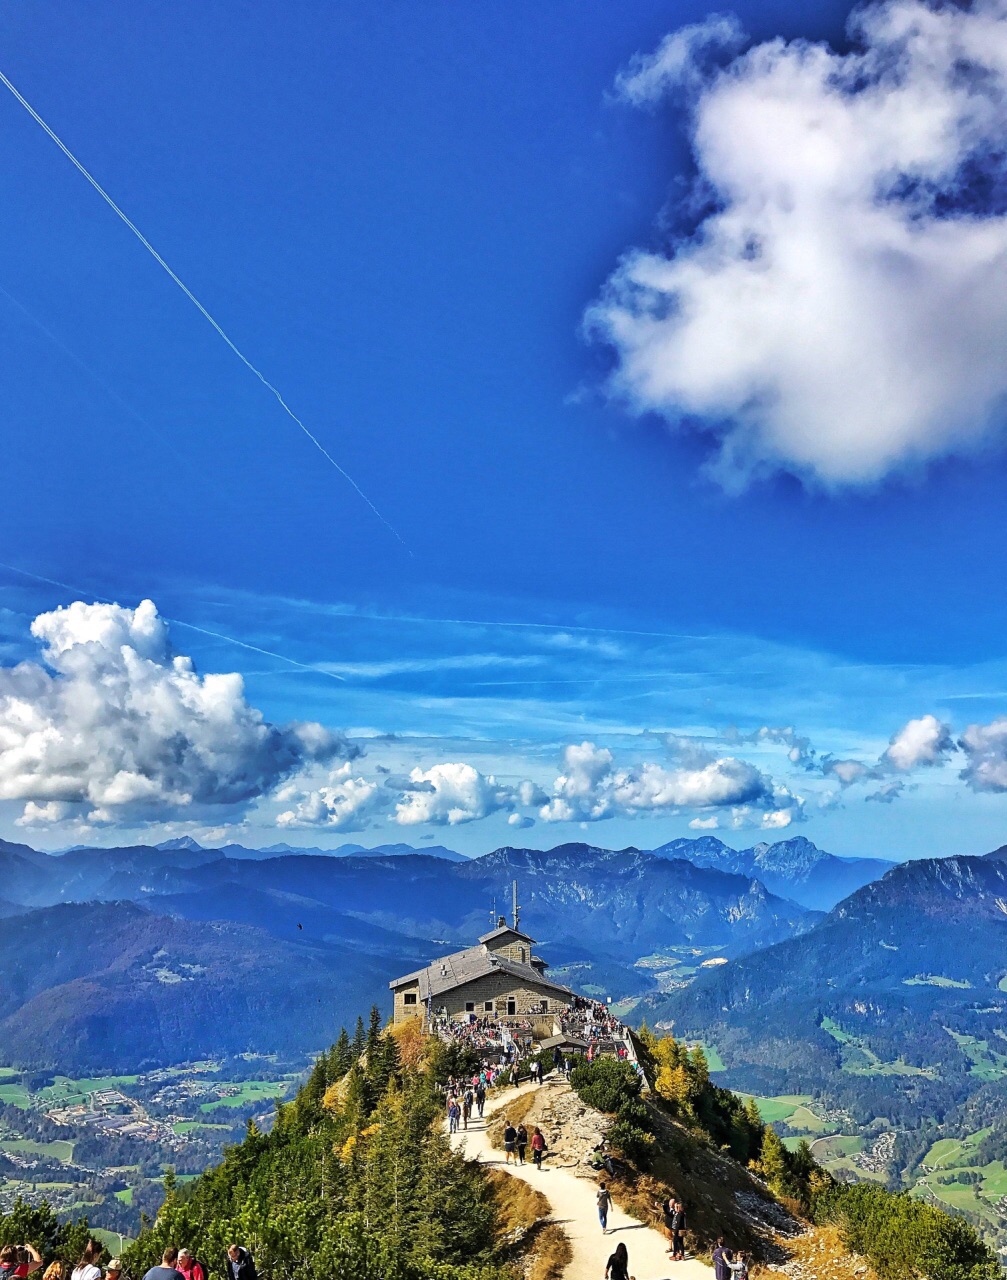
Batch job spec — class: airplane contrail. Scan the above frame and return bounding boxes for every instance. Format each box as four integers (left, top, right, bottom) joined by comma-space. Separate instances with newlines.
0, 561, 346, 682
0, 67, 409, 552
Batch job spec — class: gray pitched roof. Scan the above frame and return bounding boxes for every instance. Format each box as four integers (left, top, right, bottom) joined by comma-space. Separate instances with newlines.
479, 924, 537, 945
389, 943, 572, 1001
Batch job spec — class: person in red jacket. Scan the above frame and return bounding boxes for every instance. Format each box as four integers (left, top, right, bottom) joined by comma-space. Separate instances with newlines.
176, 1251, 205, 1280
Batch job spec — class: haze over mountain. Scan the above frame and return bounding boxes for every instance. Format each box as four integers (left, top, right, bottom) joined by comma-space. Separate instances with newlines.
650, 835, 893, 910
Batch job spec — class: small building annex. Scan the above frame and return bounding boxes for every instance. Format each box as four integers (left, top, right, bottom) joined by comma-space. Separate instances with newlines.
389, 918, 574, 1025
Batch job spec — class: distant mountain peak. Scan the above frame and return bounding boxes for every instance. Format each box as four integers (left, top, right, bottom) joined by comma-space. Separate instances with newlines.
155, 836, 205, 852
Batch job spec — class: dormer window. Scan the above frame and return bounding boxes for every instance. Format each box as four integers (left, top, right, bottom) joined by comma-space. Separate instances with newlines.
520, 947, 526, 963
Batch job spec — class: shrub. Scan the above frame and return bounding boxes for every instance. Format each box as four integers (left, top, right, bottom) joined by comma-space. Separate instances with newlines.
569, 1057, 642, 1115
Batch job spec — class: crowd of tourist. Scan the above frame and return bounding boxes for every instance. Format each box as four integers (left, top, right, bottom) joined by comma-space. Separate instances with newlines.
0, 1241, 259, 1280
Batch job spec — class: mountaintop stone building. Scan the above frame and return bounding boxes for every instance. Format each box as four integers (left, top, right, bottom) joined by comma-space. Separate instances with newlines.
389, 917, 574, 1026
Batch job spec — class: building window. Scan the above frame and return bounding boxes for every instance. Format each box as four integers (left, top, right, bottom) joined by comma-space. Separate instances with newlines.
403, 992, 417, 1006
520, 947, 526, 963
539, 1000, 548, 1013
507, 998, 517, 1016
465, 1002, 476, 1012
484, 1000, 494, 1012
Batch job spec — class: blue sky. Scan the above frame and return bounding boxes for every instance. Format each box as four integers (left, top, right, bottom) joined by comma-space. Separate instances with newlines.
1, 0, 1006, 859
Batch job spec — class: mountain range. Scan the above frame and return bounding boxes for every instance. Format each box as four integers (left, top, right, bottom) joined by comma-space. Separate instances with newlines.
650, 851, 1007, 1124
651, 834, 892, 910
0, 836, 835, 1071
0, 830, 907, 1074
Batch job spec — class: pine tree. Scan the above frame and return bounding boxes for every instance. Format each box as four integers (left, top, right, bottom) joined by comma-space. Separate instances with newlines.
352, 1015, 366, 1059
332, 1027, 353, 1078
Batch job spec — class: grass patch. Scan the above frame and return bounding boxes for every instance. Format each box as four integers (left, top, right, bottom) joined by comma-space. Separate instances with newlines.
945, 1031, 1007, 1081
735, 1094, 812, 1126
37, 1075, 139, 1105
199, 1081, 286, 1112
115, 1188, 133, 1205
0, 1084, 30, 1108
1, 1138, 74, 1161
173, 1120, 230, 1135
815, 1134, 863, 1161
903, 975, 972, 989
92, 1230, 133, 1253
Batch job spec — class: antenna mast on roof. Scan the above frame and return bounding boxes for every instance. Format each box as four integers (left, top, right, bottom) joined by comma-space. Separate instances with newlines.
512, 879, 520, 932
490, 894, 496, 928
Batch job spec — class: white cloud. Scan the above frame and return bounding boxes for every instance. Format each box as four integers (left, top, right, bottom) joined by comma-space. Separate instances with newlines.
276, 763, 383, 830
539, 740, 800, 828
0, 599, 348, 826
688, 815, 721, 830
508, 813, 535, 829
394, 762, 517, 827
591, 1, 1007, 488
960, 717, 1007, 791
883, 713, 953, 770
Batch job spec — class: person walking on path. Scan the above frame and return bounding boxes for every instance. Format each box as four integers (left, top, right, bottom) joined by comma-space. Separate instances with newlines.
448, 1099, 461, 1133
605, 1242, 630, 1280
475, 1082, 486, 1117
671, 1200, 688, 1260
516, 1123, 528, 1165
140, 1250, 185, 1280
712, 1238, 732, 1280
503, 1121, 518, 1164
462, 1089, 473, 1130
597, 1183, 612, 1233
531, 1125, 547, 1169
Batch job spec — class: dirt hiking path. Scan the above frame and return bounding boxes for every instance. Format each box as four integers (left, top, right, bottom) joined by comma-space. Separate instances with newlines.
449, 1079, 714, 1280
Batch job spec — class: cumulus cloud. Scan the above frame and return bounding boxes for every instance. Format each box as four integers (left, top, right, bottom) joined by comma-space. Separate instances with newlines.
394, 762, 518, 827
540, 740, 801, 828
276, 763, 383, 830
959, 718, 1007, 791
883, 713, 953, 770
0, 600, 349, 826
591, 1, 1007, 488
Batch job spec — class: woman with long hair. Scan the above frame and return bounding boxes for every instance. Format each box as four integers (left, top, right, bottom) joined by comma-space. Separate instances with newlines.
605, 1241, 629, 1280
71, 1241, 102, 1280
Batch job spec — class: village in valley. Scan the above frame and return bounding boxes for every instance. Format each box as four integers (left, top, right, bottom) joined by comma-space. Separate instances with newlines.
0, 1057, 306, 1233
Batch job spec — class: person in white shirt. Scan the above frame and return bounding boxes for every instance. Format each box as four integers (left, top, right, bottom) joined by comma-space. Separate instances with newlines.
71, 1242, 102, 1280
